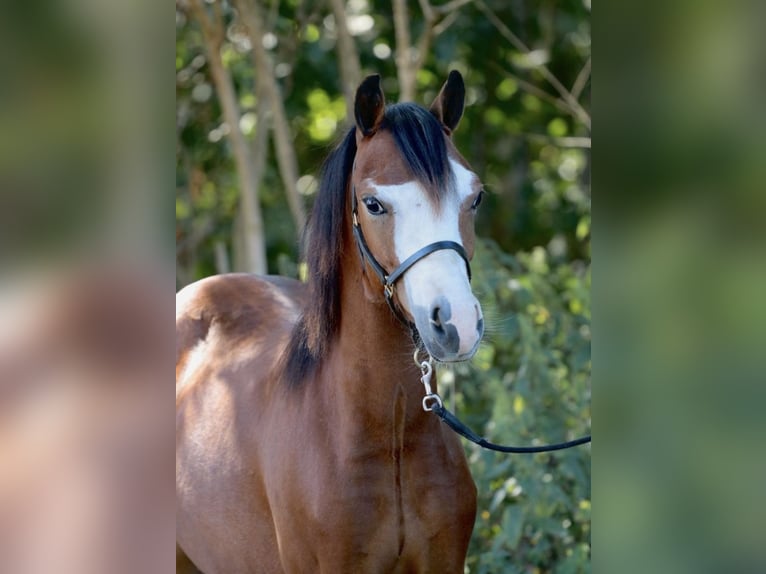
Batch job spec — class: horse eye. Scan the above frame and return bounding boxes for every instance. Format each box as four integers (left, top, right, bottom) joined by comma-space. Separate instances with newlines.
471, 190, 485, 210
363, 197, 387, 215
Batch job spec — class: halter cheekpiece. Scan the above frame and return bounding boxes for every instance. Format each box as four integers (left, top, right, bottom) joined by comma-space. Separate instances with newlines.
351, 185, 471, 328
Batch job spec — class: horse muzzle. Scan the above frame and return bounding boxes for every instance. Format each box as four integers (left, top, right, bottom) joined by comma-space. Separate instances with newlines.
414, 295, 484, 362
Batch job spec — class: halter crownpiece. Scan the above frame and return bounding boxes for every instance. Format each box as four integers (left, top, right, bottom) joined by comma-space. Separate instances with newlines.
351, 187, 472, 326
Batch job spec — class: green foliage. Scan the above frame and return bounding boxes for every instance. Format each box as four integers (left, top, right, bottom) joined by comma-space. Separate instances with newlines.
176, 0, 590, 278
447, 238, 591, 573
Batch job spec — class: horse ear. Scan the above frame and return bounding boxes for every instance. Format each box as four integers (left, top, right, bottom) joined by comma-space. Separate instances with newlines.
430, 70, 465, 134
354, 74, 386, 137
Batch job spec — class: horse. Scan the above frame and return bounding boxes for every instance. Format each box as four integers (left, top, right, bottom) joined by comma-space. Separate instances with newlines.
176, 71, 486, 573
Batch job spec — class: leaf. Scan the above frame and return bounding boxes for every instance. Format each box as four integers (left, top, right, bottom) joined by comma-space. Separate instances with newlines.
501, 504, 526, 549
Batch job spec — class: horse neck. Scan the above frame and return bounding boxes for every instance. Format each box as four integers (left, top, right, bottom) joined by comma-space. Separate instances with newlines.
324, 233, 437, 433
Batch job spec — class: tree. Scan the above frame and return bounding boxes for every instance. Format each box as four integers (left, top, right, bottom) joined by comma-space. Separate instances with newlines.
181, 0, 268, 275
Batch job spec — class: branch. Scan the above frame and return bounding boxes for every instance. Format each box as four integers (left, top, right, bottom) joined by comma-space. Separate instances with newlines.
433, 10, 459, 36
433, 0, 473, 16
571, 56, 591, 102
414, 17, 435, 77
211, 0, 224, 33
394, 0, 473, 101
184, 0, 221, 47
476, 0, 591, 130
489, 62, 577, 120
417, 0, 435, 22
522, 134, 591, 148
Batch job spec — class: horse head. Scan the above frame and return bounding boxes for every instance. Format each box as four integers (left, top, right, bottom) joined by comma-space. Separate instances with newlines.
350, 72, 485, 362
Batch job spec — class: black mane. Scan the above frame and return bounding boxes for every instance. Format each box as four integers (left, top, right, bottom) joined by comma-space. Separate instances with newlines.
282, 104, 452, 386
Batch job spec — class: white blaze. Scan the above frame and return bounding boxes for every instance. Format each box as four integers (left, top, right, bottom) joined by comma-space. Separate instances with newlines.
369, 159, 482, 357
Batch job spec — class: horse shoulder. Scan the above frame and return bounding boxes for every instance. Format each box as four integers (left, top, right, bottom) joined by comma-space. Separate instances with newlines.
175, 273, 309, 433
176, 273, 305, 379
176, 273, 306, 573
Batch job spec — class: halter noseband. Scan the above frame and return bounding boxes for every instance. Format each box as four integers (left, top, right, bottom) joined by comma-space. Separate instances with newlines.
351, 187, 472, 328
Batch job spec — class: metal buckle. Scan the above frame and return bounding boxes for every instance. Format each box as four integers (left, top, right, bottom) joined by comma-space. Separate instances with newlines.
422, 393, 443, 412
384, 282, 394, 298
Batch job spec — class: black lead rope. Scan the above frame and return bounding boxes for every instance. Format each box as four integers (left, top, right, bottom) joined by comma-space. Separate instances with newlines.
431, 404, 591, 453
417, 355, 591, 454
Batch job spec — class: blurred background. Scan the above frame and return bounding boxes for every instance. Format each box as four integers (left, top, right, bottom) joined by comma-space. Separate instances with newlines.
176, 0, 591, 572
596, 1, 766, 573
2, 1, 174, 572
3, 0, 762, 571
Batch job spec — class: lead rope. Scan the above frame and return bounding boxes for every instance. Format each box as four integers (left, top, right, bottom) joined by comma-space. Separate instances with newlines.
415, 350, 592, 454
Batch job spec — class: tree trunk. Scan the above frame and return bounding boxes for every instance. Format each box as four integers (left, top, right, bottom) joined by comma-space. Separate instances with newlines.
235, 84, 271, 273
392, 0, 417, 101
328, 0, 362, 119
213, 240, 231, 274
235, 0, 307, 232
186, 0, 268, 274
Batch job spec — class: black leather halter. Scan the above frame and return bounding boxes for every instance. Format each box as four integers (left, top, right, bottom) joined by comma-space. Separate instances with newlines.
351, 188, 471, 328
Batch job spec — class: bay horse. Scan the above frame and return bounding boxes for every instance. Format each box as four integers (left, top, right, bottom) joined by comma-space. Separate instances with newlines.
176, 71, 486, 573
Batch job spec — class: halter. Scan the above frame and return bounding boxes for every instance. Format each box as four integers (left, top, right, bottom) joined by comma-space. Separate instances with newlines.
351, 187, 471, 330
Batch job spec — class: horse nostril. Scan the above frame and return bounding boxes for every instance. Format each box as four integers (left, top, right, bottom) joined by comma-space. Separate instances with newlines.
430, 306, 444, 333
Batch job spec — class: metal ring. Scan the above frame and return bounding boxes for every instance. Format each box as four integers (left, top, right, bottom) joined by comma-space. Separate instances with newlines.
422, 394, 443, 412
413, 348, 434, 368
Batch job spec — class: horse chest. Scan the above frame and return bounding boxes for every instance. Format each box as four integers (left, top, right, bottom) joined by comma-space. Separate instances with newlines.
273, 433, 475, 572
